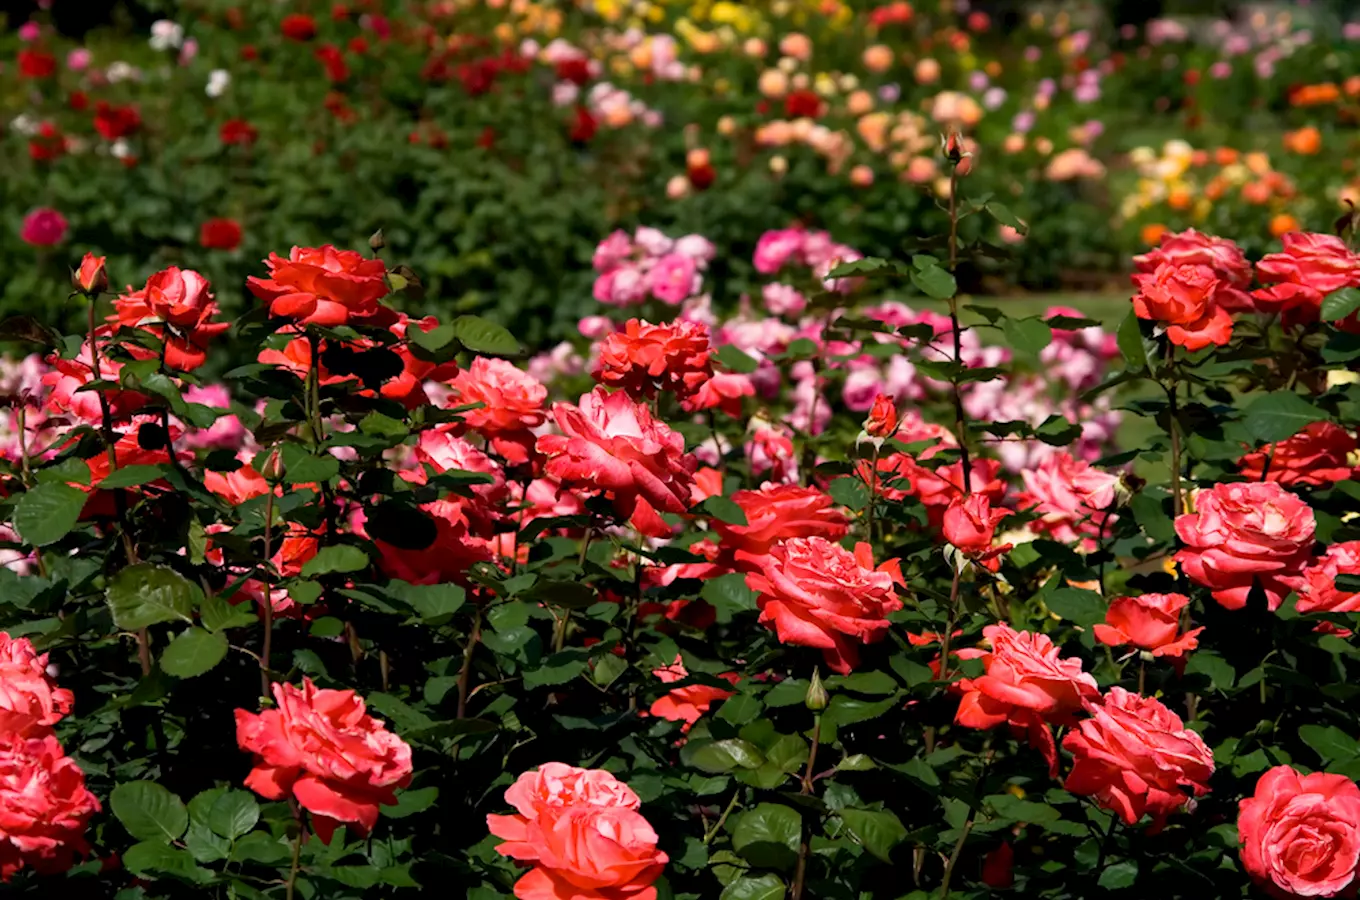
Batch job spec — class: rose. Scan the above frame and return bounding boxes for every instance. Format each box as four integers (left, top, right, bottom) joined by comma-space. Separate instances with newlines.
955, 623, 1099, 775
592, 319, 714, 409
0, 733, 100, 881
942, 494, 1010, 571
0, 633, 73, 737
688, 371, 755, 417
863, 393, 898, 438
42, 342, 148, 425
72, 252, 107, 295
866, 456, 1005, 526
19, 208, 67, 247
1296, 541, 1360, 615
487, 764, 640, 851
711, 483, 848, 568
1238, 422, 1358, 487
1133, 228, 1255, 311
646, 253, 699, 305
537, 387, 696, 538
1254, 232, 1360, 321
204, 463, 270, 506
446, 356, 547, 464
645, 657, 738, 731
753, 228, 806, 274
200, 217, 243, 250
496, 806, 668, 900
413, 428, 508, 516
1239, 766, 1360, 898
746, 537, 903, 674
246, 245, 392, 327
234, 678, 413, 843
1131, 262, 1233, 350
1175, 481, 1315, 611
1093, 593, 1202, 657
366, 498, 496, 585
115, 267, 213, 330
1063, 687, 1214, 828
1018, 452, 1120, 547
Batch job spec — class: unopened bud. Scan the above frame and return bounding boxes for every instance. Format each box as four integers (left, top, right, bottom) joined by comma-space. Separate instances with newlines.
369, 229, 386, 251
71, 252, 108, 296
259, 447, 284, 483
805, 667, 829, 711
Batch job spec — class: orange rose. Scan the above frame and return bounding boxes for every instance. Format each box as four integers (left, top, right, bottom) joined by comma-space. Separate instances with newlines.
1131, 262, 1233, 350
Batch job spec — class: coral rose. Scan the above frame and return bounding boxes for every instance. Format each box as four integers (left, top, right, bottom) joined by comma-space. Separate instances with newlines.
712, 483, 849, 569
746, 537, 903, 674
446, 356, 547, 464
863, 392, 898, 438
1133, 228, 1255, 311
247, 245, 392, 327
1238, 422, 1359, 488
1018, 451, 1120, 548
1254, 232, 1360, 322
1239, 766, 1360, 898
0, 733, 100, 881
488, 765, 639, 846
646, 657, 738, 731
1131, 262, 1233, 350
942, 493, 1010, 571
537, 387, 696, 538
647, 253, 698, 305
498, 806, 668, 900
1094, 593, 1202, 657
955, 623, 1099, 775
112, 268, 228, 371
234, 678, 413, 843
592, 318, 714, 410
1296, 541, 1360, 615
1174, 481, 1315, 611
1063, 687, 1213, 828
0, 633, 73, 737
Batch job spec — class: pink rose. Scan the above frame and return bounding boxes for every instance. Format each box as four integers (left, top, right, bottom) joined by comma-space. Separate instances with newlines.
1018, 452, 1120, 547
746, 537, 904, 674
1131, 262, 1233, 350
0, 733, 100, 880
646, 253, 699, 305
446, 357, 547, 464
488, 764, 639, 846
1296, 541, 1360, 615
537, 387, 696, 537
234, 679, 413, 843
1239, 766, 1360, 898
19, 208, 67, 247
1254, 232, 1360, 322
1175, 481, 1315, 611
753, 228, 806, 274
1237, 422, 1359, 488
593, 230, 634, 271
0, 633, 73, 737
713, 484, 849, 568
1064, 687, 1214, 827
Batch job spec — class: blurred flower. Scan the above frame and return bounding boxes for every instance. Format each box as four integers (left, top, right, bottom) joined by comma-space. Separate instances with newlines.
20, 208, 67, 247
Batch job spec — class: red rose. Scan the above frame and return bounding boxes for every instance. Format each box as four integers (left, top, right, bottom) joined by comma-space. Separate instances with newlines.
92, 102, 140, 140
28, 121, 64, 162
246, 244, 392, 327
1254, 232, 1360, 323
368, 497, 496, 586
688, 370, 754, 417
0, 733, 100, 881
1175, 481, 1315, 611
220, 118, 259, 145
1296, 541, 1360, 615
646, 656, 738, 731
537, 387, 696, 538
234, 678, 413, 843
204, 464, 270, 506
1133, 227, 1255, 311
784, 88, 823, 118
1239, 766, 1360, 898
20, 208, 67, 247
1131, 262, 1233, 350
1093, 593, 1202, 657
314, 43, 349, 82
0, 633, 73, 737
569, 104, 599, 143
200, 217, 243, 251
942, 493, 1011, 571
445, 356, 547, 465
864, 393, 898, 438
981, 842, 1014, 889
955, 623, 1099, 775
113, 267, 227, 371
592, 318, 714, 410
1238, 421, 1358, 487
746, 537, 903, 674
555, 56, 592, 85
867, 455, 1005, 527
712, 483, 849, 568
1063, 687, 1214, 827
281, 13, 318, 41
17, 49, 56, 79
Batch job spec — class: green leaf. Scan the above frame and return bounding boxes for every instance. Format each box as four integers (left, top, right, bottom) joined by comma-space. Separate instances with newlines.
451, 315, 522, 356
111, 782, 189, 843
838, 808, 907, 863
681, 739, 765, 773
11, 482, 87, 546
911, 264, 957, 300
593, 653, 629, 687
828, 476, 870, 511
825, 257, 898, 278
385, 786, 439, 819
715, 344, 759, 374
387, 581, 466, 623
720, 875, 786, 900
1098, 859, 1139, 889
523, 651, 589, 688
701, 573, 758, 620
207, 791, 259, 840
409, 323, 456, 354
300, 544, 369, 577
527, 579, 598, 610
1322, 287, 1360, 322
199, 593, 256, 632
732, 803, 801, 870
1116, 309, 1149, 372
1035, 415, 1082, 446
1185, 652, 1236, 691
159, 628, 229, 678
106, 564, 196, 631
279, 443, 340, 484
1002, 317, 1053, 358
358, 411, 410, 440
231, 832, 292, 865
123, 842, 214, 883
95, 464, 166, 489
1241, 392, 1328, 444
701, 495, 749, 526
1044, 588, 1106, 627
984, 201, 1028, 234
1300, 725, 1360, 765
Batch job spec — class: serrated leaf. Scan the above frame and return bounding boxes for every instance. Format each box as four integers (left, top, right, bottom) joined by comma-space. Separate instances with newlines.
11, 482, 87, 546
828, 476, 870, 510
732, 803, 801, 870
701, 573, 758, 620
911, 264, 957, 300
300, 544, 369, 577
1044, 588, 1106, 627
199, 593, 257, 632
720, 875, 786, 900
95, 464, 166, 489
1116, 308, 1149, 372
1241, 392, 1328, 445
160, 628, 228, 678
701, 495, 748, 526
681, 738, 765, 773
839, 807, 907, 863
106, 564, 196, 631
111, 782, 189, 843
123, 842, 214, 883
207, 790, 259, 840
451, 315, 521, 356
1300, 724, 1360, 765
715, 344, 759, 374
1002, 316, 1053, 358
1322, 287, 1360, 322
1099, 859, 1138, 889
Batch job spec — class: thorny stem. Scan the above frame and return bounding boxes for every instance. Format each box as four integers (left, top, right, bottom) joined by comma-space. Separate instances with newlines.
456, 608, 482, 719
306, 332, 324, 447
791, 714, 822, 900
945, 165, 974, 489
285, 816, 305, 900
702, 791, 742, 845
865, 444, 879, 545
939, 813, 975, 899
554, 527, 594, 653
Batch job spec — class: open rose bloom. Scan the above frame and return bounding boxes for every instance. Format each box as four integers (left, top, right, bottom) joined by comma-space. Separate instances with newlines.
0, 633, 73, 736
1240, 766, 1360, 898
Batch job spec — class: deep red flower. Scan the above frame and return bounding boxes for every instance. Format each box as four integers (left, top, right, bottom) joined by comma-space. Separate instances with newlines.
220, 118, 259, 146
28, 122, 64, 162
569, 105, 598, 143
93, 102, 141, 141
17, 49, 56, 79
783, 89, 823, 118
200, 217, 243, 251
477, 126, 497, 149
68, 91, 89, 111
314, 43, 349, 82
348, 36, 369, 55
281, 13, 318, 41
555, 57, 592, 86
